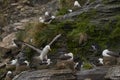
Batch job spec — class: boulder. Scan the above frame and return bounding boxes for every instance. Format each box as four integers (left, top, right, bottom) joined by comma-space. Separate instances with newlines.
105, 66, 120, 80
76, 67, 110, 80
13, 69, 76, 80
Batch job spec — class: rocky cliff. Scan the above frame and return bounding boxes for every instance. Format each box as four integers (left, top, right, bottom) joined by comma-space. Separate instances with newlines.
0, 0, 120, 80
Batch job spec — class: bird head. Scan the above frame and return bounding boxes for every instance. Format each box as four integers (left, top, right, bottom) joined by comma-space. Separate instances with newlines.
51, 16, 55, 19
98, 58, 103, 64
7, 71, 12, 75
46, 45, 51, 51
67, 52, 73, 57
24, 60, 29, 66
45, 11, 49, 16
47, 59, 52, 65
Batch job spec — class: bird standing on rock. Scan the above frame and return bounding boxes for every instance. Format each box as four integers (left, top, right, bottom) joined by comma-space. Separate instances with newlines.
6, 59, 18, 71
15, 60, 30, 74
5, 71, 13, 80
102, 49, 119, 66
74, 1, 81, 7
102, 49, 120, 57
59, 52, 74, 61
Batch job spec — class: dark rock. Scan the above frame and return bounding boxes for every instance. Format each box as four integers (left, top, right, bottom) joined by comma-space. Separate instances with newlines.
105, 66, 120, 80
13, 69, 76, 80
76, 67, 110, 80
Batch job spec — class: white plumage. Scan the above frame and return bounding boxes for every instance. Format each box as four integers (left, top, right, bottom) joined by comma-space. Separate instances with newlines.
68, 9, 73, 13
24, 60, 29, 66
64, 52, 73, 61
98, 58, 103, 64
39, 45, 51, 61
74, 1, 81, 7
39, 17, 44, 23
45, 11, 49, 16
11, 59, 18, 65
102, 49, 111, 57
7, 71, 12, 74
51, 16, 55, 19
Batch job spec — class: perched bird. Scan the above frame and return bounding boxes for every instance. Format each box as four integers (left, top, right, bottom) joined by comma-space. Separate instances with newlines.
24, 60, 30, 66
40, 59, 52, 66
59, 52, 74, 61
39, 17, 44, 23
74, 1, 81, 7
45, 11, 49, 16
39, 15, 55, 24
15, 60, 30, 74
68, 9, 73, 13
44, 15, 55, 24
102, 49, 120, 57
6, 59, 18, 71
74, 57, 83, 70
98, 58, 103, 64
5, 71, 13, 80
11, 59, 18, 65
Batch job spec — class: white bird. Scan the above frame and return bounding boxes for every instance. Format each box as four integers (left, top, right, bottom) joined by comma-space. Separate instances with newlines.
39, 45, 51, 61
68, 9, 73, 13
11, 59, 18, 65
59, 52, 74, 61
102, 49, 120, 57
102, 49, 112, 57
5, 71, 13, 80
7, 71, 12, 74
74, 1, 81, 7
45, 11, 49, 16
98, 58, 103, 64
46, 59, 52, 65
39, 17, 44, 23
24, 60, 29, 66
51, 15, 55, 19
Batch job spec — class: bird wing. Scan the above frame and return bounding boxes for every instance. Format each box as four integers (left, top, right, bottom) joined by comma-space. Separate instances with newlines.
48, 34, 61, 46
23, 43, 42, 54
107, 51, 119, 57
14, 40, 42, 54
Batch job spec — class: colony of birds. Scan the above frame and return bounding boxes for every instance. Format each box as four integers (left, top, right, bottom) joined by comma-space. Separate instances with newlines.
0, 1, 120, 80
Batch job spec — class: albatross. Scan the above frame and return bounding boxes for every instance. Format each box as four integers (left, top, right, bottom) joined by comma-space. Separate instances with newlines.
59, 52, 74, 61
14, 34, 61, 62
102, 49, 120, 57
74, 1, 81, 7
5, 71, 13, 80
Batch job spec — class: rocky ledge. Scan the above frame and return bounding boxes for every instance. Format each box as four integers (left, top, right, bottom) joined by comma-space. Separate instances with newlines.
13, 66, 111, 80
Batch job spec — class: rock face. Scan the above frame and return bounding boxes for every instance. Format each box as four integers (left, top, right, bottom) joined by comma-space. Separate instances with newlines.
13, 67, 112, 80
105, 66, 120, 80
76, 67, 110, 80
13, 69, 76, 80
